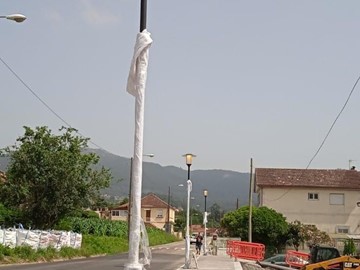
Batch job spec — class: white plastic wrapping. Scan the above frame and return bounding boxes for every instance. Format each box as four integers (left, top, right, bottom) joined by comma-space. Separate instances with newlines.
126, 29, 153, 269
139, 218, 152, 266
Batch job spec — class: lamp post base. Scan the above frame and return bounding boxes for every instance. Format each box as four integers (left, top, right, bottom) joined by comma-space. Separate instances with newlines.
124, 263, 143, 270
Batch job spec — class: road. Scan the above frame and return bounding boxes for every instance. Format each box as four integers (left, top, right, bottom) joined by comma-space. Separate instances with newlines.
0, 241, 191, 270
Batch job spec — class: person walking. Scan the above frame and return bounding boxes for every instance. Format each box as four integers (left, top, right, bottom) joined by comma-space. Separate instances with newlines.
195, 232, 203, 255
210, 233, 218, 255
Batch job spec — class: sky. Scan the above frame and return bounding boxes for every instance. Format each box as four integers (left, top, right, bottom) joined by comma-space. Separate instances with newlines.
1, 1, 360, 173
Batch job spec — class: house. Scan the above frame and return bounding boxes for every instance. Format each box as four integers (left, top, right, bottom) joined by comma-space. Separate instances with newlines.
110, 193, 177, 231
94, 207, 111, 219
255, 168, 360, 244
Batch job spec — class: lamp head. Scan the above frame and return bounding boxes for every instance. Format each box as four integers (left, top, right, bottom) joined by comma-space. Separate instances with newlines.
6, 14, 26, 23
203, 189, 208, 197
183, 153, 196, 166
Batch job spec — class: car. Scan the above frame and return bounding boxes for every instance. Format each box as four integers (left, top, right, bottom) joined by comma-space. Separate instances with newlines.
262, 254, 288, 266
261, 254, 308, 268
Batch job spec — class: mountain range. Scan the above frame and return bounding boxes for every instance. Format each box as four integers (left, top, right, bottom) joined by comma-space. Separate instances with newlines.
0, 149, 253, 211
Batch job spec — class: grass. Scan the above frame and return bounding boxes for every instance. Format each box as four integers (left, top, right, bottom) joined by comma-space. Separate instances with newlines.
0, 229, 180, 264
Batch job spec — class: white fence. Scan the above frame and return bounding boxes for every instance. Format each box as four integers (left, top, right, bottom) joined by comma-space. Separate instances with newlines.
0, 228, 82, 250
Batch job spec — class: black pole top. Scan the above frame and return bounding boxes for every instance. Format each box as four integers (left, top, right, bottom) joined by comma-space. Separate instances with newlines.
140, 0, 147, 32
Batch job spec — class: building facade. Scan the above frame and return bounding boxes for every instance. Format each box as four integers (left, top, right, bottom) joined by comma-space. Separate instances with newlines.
255, 168, 360, 238
110, 193, 177, 231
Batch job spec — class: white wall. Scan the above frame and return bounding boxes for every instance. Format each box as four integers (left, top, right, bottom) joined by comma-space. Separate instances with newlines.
260, 187, 360, 234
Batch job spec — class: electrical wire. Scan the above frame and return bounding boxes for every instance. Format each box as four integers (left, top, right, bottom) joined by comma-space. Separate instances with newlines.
266, 73, 360, 202
305, 74, 360, 169
0, 56, 105, 151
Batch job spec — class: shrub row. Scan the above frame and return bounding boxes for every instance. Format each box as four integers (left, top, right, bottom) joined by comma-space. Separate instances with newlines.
56, 217, 128, 237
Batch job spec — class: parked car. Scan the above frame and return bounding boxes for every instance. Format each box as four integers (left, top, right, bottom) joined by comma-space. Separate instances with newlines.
262, 254, 288, 266
261, 254, 308, 268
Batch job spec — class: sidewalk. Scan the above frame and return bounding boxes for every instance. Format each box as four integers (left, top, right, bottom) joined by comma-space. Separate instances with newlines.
186, 248, 242, 270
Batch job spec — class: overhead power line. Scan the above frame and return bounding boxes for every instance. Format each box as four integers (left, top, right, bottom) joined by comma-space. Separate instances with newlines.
266, 73, 360, 202
305, 74, 360, 169
0, 56, 105, 151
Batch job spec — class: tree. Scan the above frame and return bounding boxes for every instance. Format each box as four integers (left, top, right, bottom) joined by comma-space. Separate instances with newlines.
221, 206, 289, 253
0, 126, 111, 229
208, 203, 221, 226
287, 220, 303, 251
174, 210, 185, 232
287, 220, 332, 250
300, 224, 332, 247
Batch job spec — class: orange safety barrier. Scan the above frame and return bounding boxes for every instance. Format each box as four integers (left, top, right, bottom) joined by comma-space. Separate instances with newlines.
226, 240, 265, 261
285, 250, 310, 267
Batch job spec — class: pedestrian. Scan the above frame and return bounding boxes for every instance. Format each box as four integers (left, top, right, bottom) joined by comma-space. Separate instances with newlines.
210, 233, 218, 255
195, 232, 203, 255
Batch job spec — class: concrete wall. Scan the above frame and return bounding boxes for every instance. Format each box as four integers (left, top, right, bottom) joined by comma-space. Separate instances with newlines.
260, 187, 360, 234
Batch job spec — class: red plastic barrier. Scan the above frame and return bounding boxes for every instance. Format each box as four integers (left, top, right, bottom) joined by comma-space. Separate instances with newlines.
226, 240, 265, 261
285, 250, 310, 267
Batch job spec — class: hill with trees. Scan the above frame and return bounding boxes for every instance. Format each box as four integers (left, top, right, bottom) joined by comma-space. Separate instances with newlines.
1, 148, 253, 212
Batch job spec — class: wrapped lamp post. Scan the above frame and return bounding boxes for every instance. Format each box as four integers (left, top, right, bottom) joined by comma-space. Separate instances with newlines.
183, 153, 196, 269
125, 0, 153, 269
203, 189, 208, 255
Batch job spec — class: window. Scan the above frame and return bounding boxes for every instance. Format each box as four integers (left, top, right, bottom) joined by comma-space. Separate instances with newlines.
308, 193, 319, 200
112, 210, 120, 216
119, 210, 128, 217
157, 210, 163, 218
330, 193, 344, 205
336, 226, 349, 234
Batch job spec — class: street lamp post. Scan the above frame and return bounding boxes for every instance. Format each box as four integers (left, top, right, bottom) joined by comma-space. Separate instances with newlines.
203, 189, 208, 255
183, 153, 196, 269
127, 154, 154, 241
0, 14, 26, 23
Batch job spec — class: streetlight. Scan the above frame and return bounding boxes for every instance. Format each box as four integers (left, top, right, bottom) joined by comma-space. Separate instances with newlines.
166, 183, 184, 233
0, 14, 26, 23
127, 153, 154, 241
203, 189, 208, 255
183, 153, 196, 269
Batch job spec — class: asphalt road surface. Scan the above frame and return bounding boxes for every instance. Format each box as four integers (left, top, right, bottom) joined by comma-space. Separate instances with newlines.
0, 241, 189, 270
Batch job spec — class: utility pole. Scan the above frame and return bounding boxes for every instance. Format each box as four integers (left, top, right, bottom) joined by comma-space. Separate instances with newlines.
248, 158, 254, 242
166, 186, 171, 233
127, 157, 133, 242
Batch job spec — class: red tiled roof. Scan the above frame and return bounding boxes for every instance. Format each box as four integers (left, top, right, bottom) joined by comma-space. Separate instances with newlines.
141, 193, 169, 208
112, 193, 176, 210
255, 168, 360, 189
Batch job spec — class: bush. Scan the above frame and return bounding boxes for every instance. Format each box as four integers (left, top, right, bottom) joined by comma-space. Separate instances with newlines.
56, 217, 128, 237
0, 204, 23, 227
343, 239, 356, 255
